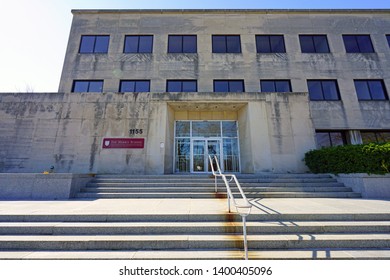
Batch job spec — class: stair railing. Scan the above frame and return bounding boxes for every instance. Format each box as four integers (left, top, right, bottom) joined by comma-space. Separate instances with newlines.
209, 155, 252, 260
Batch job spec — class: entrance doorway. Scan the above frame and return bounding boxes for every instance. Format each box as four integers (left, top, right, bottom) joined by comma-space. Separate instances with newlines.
174, 121, 240, 173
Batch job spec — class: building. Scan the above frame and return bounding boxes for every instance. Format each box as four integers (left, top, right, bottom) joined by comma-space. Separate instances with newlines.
1, 9, 390, 174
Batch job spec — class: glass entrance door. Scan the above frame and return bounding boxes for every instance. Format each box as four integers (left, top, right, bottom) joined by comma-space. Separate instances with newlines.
192, 139, 221, 173
174, 121, 240, 173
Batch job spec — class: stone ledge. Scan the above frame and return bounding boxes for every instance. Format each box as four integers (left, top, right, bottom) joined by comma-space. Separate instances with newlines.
334, 174, 390, 199
0, 174, 94, 200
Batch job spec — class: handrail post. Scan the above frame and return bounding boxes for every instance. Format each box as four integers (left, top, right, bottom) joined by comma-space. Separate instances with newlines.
242, 215, 248, 260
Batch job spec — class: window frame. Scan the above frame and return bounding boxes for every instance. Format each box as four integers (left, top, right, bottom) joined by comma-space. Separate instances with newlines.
166, 80, 198, 92
260, 80, 292, 92
168, 35, 197, 53
354, 79, 388, 101
119, 80, 151, 92
307, 80, 341, 101
256, 35, 286, 53
342, 35, 375, 53
213, 80, 245, 92
72, 80, 104, 93
212, 35, 242, 53
299, 35, 330, 53
123, 35, 154, 53
79, 35, 110, 54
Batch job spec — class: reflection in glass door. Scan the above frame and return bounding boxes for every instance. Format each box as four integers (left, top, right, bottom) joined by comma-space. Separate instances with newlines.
192, 140, 205, 172
207, 139, 221, 172
192, 139, 221, 173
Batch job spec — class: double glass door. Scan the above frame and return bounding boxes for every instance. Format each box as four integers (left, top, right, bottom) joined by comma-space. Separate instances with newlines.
192, 139, 221, 173
174, 121, 240, 173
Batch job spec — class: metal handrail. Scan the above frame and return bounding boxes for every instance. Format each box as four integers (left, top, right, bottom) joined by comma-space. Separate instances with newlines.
208, 155, 252, 260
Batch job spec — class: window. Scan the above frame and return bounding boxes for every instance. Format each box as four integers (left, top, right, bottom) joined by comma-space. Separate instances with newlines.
256, 35, 286, 53
167, 80, 197, 92
316, 131, 347, 148
212, 35, 241, 53
213, 80, 245, 92
119, 80, 150, 92
299, 35, 330, 53
124, 35, 153, 53
361, 131, 390, 144
79, 35, 109, 53
260, 80, 292, 92
387, 35, 390, 48
354, 80, 388, 100
72, 80, 104, 92
307, 80, 340, 101
168, 35, 197, 53
343, 35, 374, 53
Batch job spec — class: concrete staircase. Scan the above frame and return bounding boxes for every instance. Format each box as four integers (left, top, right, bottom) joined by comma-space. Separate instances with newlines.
76, 174, 361, 199
0, 212, 389, 259
0, 174, 387, 259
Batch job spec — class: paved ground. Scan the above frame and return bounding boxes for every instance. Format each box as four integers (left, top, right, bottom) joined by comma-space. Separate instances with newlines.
0, 197, 389, 215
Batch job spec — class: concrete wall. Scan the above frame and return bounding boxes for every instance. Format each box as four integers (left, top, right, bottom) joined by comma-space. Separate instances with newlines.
335, 174, 390, 199
0, 91, 313, 174
0, 92, 155, 174
59, 10, 390, 132
0, 173, 93, 200
60, 10, 390, 95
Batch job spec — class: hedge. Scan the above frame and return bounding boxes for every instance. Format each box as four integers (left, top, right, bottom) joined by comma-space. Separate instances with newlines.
304, 142, 390, 174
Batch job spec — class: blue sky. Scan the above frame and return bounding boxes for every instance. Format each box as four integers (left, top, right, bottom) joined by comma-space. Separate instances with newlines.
1, 0, 389, 92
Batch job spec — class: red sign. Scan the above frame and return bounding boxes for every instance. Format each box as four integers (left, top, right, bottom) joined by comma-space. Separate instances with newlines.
102, 138, 145, 149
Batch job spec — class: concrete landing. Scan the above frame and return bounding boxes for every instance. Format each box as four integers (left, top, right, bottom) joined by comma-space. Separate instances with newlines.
0, 197, 389, 216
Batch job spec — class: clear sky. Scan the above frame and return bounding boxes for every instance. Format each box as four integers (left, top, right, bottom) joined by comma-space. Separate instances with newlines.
1, 0, 389, 92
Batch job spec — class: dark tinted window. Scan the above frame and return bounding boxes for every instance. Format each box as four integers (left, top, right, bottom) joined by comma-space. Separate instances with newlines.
168, 35, 197, 53
212, 35, 241, 53
256, 35, 286, 53
299, 35, 330, 53
119, 80, 150, 92
307, 80, 340, 100
361, 131, 390, 144
214, 80, 229, 92
124, 35, 153, 53
387, 35, 390, 47
213, 80, 244, 92
354, 80, 388, 100
167, 80, 197, 92
261, 80, 291, 92
72, 80, 104, 92
79, 35, 109, 53
316, 131, 347, 148
343, 35, 374, 53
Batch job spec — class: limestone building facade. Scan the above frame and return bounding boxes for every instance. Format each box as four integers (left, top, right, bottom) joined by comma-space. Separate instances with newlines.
0, 9, 389, 174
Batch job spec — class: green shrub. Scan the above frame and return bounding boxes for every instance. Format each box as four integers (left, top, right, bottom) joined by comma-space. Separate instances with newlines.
304, 142, 390, 174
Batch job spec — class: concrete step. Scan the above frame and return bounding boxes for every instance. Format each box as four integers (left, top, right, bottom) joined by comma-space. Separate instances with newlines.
0, 233, 389, 250
1, 249, 389, 260
86, 182, 344, 188
91, 178, 338, 184
80, 186, 353, 193
78, 173, 360, 200
75, 192, 361, 199
4, 213, 389, 222
1, 221, 389, 235
94, 174, 334, 179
